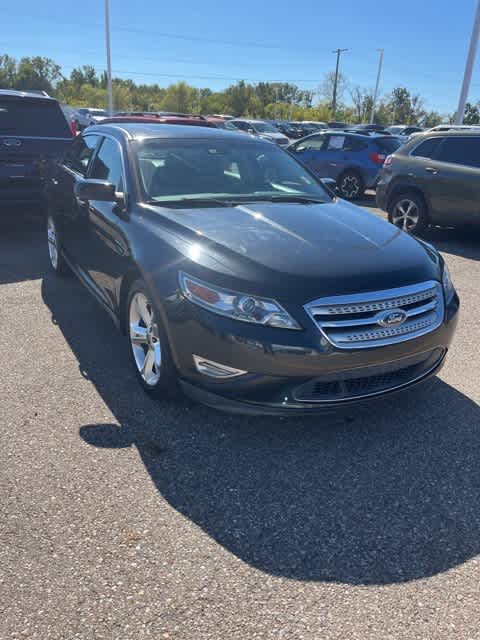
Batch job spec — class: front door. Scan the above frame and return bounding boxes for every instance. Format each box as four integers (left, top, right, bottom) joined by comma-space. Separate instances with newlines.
290, 134, 328, 176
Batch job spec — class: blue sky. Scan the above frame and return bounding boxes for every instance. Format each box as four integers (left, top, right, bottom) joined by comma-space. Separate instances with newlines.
1, 0, 479, 114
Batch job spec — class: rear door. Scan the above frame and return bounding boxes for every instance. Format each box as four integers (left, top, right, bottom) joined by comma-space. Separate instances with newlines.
429, 136, 480, 224
82, 135, 129, 310
48, 133, 101, 263
0, 96, 72, 202
316, 133, 351, 180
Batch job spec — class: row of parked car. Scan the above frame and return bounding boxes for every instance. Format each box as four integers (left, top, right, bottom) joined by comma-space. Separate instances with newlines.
1, 88, 479, 236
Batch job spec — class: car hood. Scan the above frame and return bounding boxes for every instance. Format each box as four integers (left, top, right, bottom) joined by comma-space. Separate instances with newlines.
150, 199, 440, 301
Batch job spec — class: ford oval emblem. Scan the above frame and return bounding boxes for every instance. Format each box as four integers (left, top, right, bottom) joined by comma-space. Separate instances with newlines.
2, 138, 22, 147
377, 309, 408, 327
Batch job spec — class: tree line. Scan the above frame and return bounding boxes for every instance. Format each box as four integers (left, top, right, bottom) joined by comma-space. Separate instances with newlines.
0, 53, 454, 126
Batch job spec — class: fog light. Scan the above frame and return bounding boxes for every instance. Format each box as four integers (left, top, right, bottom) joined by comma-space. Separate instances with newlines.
193, 355, 247, 379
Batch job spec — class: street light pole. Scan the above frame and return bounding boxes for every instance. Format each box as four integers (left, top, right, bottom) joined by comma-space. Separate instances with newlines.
332, 48, 348, 119
104, 0, 113, 114
455, 0, 480, 124
370, 48, 384, 124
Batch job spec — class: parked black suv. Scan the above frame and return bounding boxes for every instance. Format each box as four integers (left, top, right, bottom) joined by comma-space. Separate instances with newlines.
376, 130, 480, 232
0, 90, 72, 209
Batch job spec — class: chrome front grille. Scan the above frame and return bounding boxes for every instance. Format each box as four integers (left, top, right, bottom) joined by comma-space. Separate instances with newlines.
305, 281, 444, 349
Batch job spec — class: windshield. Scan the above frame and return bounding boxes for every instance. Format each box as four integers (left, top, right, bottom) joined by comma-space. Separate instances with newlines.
253, 122, 278, 133
136, 139, 329, 205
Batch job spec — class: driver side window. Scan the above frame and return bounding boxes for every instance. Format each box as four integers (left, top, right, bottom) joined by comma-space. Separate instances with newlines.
89, 137, 124, 191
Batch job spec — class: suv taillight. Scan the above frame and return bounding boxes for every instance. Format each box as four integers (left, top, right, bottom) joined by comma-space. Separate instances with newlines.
70, 119, 78, 137
369, 152, 386, 165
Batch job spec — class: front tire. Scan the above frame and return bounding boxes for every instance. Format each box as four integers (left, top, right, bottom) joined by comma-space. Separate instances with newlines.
337, 170, 364, 200
388, 191, 428, 233
47, 214, 71, 276
127, 280, 178, 398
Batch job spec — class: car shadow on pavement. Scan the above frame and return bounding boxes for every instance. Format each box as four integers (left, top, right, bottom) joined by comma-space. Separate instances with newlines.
41, 269, 480, 587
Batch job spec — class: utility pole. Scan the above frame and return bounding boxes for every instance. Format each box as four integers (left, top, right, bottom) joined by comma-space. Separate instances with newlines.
274, 87, 279, 120
331, 48, 348, 119
455, 0, 480, 124
105, 0, 113, 114
370, 49, 384, 124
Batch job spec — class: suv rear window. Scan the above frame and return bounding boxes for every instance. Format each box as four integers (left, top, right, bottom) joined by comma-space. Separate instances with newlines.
411, 138, 443, 159
374, 137, 401, 153
0, 98, 71, 137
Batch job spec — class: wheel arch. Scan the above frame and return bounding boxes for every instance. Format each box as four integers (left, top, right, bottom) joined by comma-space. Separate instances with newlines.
387, 184, 431, 221
118, 267, 143, 334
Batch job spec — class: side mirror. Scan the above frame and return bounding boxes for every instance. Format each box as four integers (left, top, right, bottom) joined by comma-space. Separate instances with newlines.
320, 177, 337, 195
74, 179, 119, 202
247, 128, 255, 135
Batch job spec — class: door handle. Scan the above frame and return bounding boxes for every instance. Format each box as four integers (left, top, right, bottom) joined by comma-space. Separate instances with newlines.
329, 162, 337, 167
425, 167, 438, 174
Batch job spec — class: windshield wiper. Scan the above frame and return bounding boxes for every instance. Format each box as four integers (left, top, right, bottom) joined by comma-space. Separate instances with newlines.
253, 195, 328, 204
147, 197, 235, 208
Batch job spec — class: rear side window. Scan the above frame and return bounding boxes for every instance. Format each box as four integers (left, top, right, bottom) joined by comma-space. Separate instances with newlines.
411, 138, 443, 159
0, 98, 71, 137
436, 136, 480, 168
90, 137, 124, 190
375, 137, 401, 154
64, 134, 99, 176
327, 135, 346, 150
344, 136, 368, 152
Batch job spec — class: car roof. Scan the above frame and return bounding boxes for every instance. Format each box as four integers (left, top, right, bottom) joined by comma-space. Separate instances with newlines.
0, 88, 56, 101
413, 128, 480, 138
87, 122, 260, 141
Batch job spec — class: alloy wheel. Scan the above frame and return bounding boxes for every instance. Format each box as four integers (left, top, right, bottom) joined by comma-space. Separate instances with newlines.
129, 292, 162, 386
391, 199, 420, 232
47, 216, 58, 270
340, 174, 361, 199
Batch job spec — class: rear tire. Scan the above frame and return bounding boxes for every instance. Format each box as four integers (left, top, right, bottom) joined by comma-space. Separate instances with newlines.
47, 214, 71, 276
388, 191, 428, 234
337, 170, 364, 200
126, 280, 178, 399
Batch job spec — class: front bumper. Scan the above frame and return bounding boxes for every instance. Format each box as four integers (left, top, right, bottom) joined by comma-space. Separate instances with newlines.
165, 292, 459, 415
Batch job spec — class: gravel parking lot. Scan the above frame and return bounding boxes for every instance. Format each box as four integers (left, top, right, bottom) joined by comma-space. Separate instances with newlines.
1, 202, 479, 640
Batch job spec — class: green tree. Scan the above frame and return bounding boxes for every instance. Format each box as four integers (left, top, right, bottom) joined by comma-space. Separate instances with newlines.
350, 86, 374, 123
160, 81, 197, 113
463, 102, 480, 124
0, 54, 17, 88
14, 56, 62, 94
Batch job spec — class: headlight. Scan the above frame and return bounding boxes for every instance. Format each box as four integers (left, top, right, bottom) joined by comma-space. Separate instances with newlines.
442, 262, 455, 302
179, 272, 301, 330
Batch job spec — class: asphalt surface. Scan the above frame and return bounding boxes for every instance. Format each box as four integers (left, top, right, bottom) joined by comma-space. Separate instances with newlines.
1, 201, 479, 639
